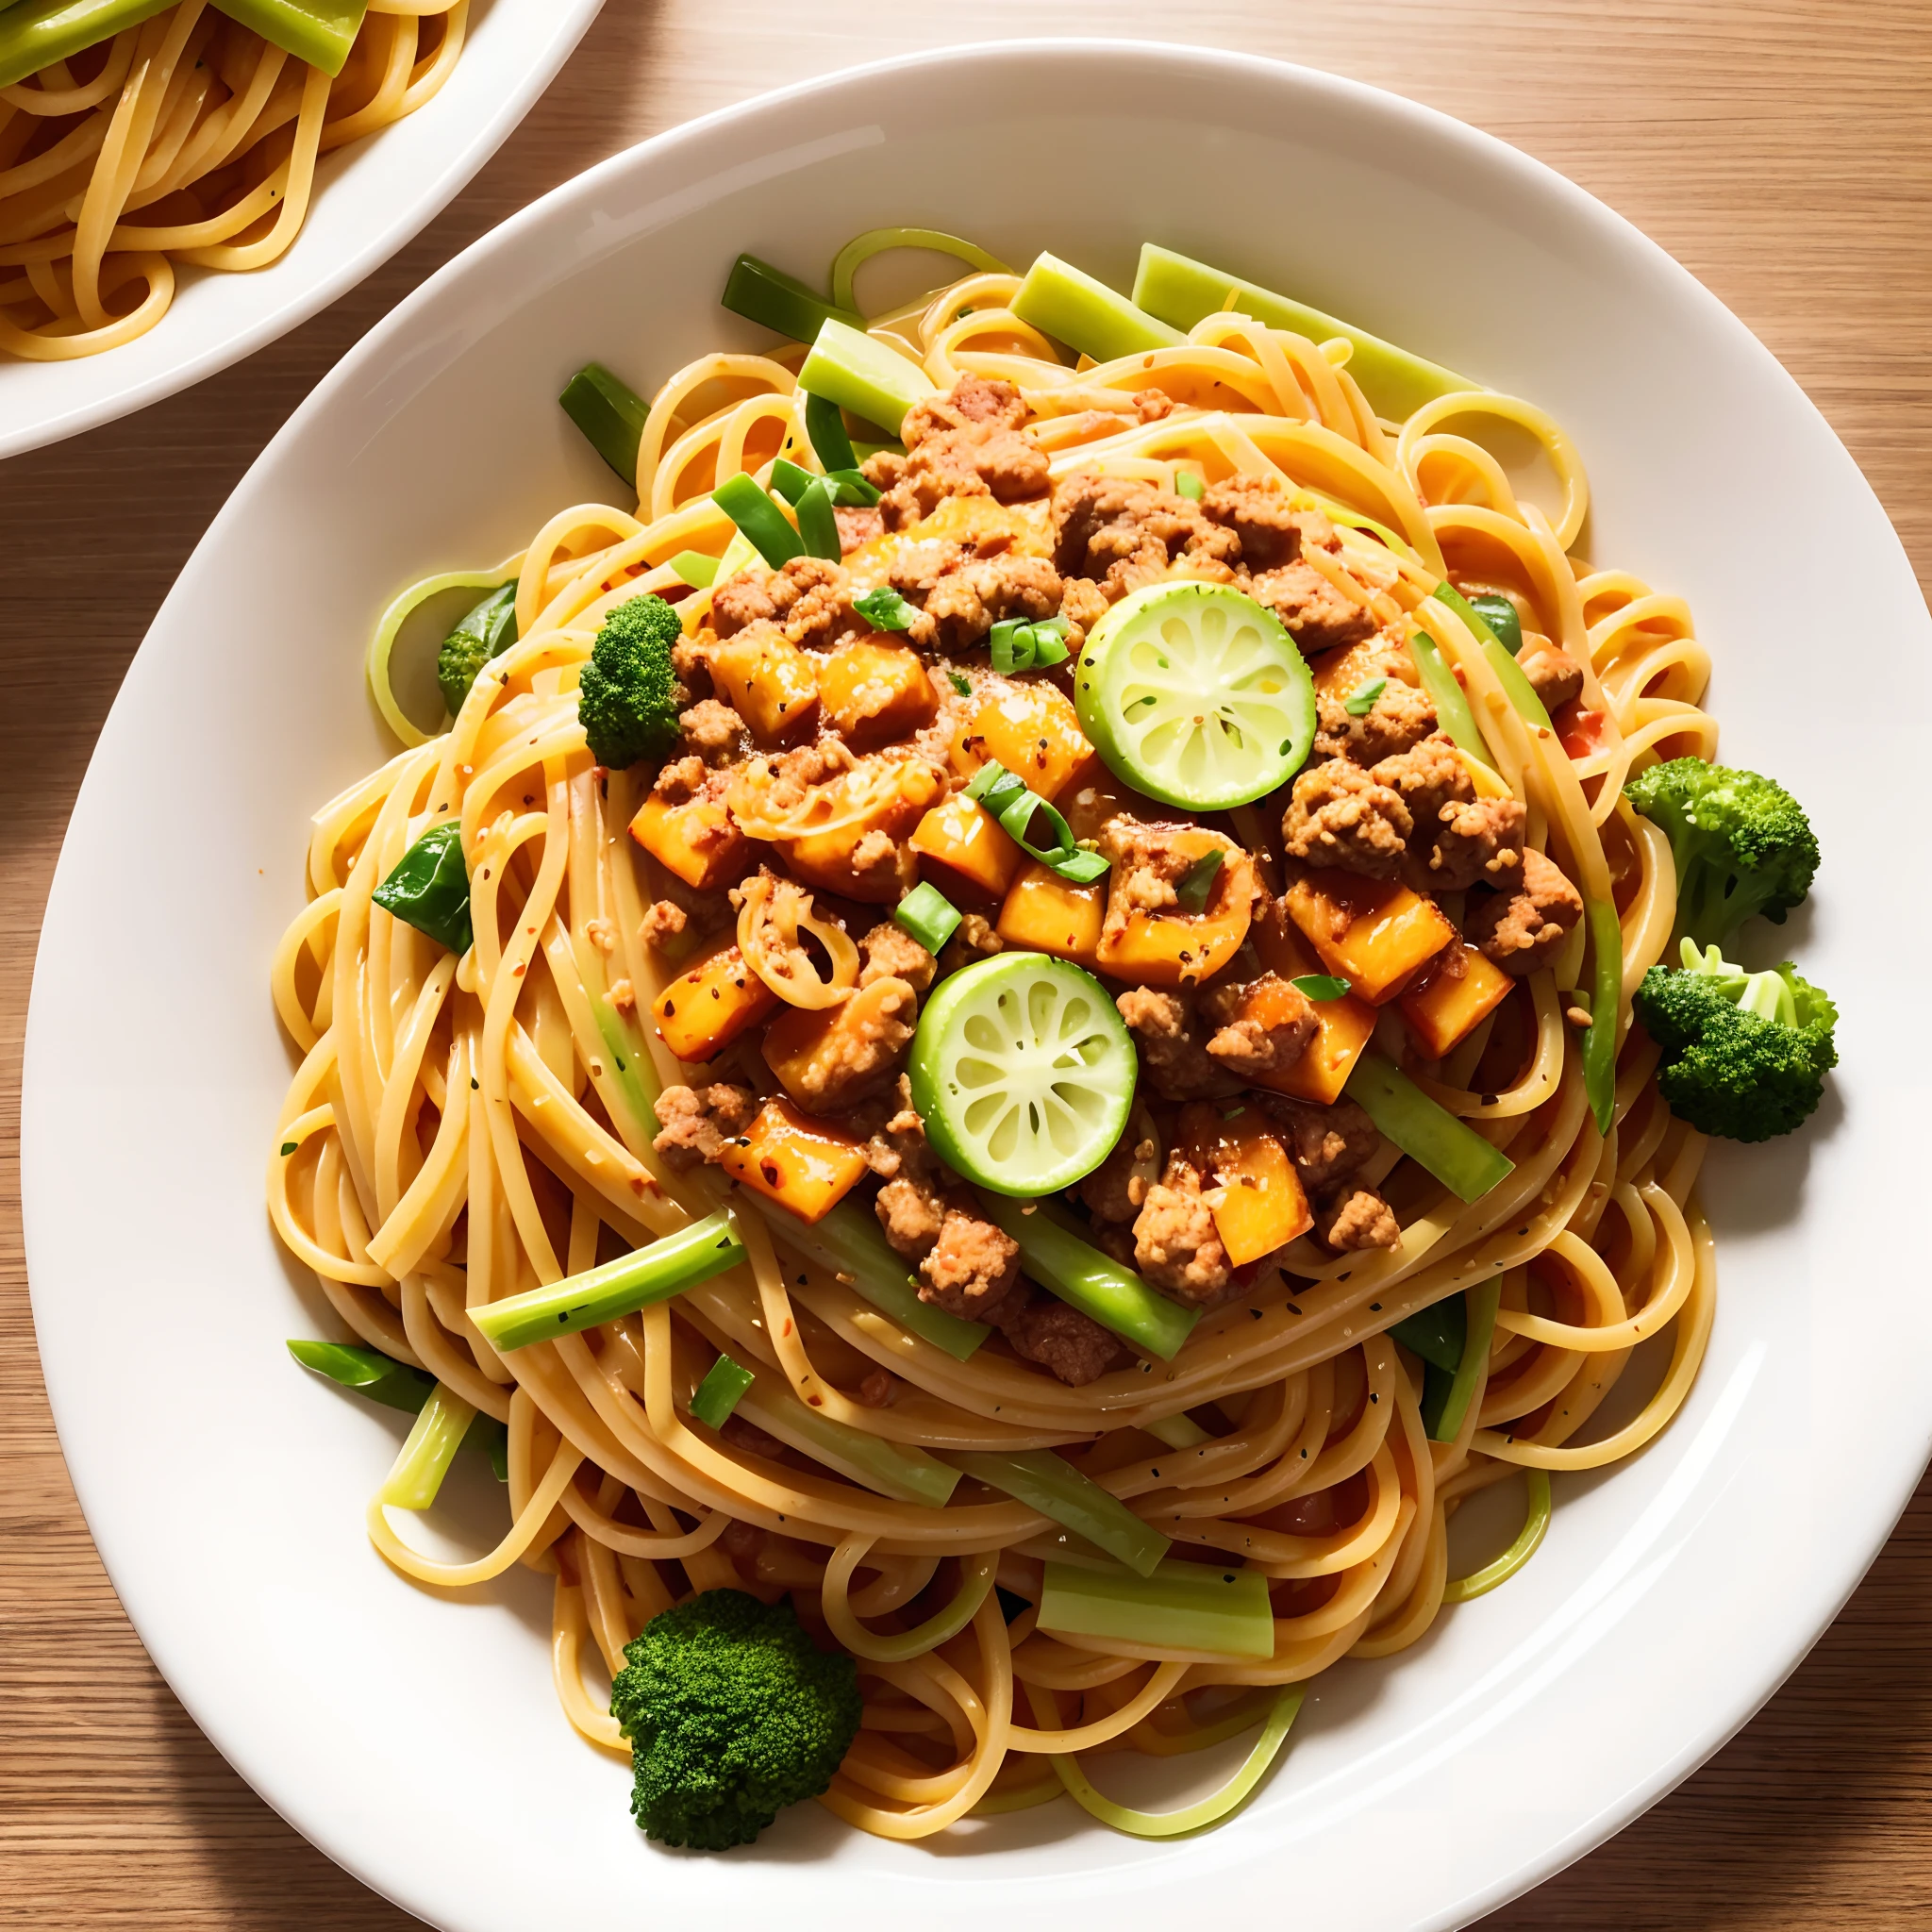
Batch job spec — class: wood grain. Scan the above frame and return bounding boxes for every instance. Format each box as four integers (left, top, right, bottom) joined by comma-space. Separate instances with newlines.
2, 2, 1927, 1924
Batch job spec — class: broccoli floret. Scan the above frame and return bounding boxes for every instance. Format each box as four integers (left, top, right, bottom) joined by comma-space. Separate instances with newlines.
610, 1588, 860, 1850
436, 581, 519, 717
1624, 758, 1819, 947
577, 591, 682, 768
1633, 940, 1837, 1141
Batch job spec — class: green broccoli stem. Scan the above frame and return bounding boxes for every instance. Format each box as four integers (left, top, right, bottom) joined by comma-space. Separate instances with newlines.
376, 1383, 476, 1510
1434, 585, 1552, 728
1422, 1278, 1502, 1443
1582, 896, 1623, 1136
951, 1449, 1171, 1576
1409, 631, 1495, 768
1344, 1052, 1516, 1203
798, 318, 936, 437
469, 1210, 744, 1353
1010, 252, 1185, 363
976, 1197, 1201, 1362
1037, 1557, 1274, 1658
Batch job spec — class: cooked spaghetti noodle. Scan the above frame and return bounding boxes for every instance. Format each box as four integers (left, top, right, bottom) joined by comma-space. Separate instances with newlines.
269, 239, 1743, 1843
0, 0, 465, 360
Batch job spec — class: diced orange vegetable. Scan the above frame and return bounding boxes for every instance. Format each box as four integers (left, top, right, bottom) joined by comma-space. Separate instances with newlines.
909, 793, 1024, 901
951, 683, 1097, 802
762, 979, 916, 1112
1312, 637, 1422, 698
996, 861, 1107, 970
819, 639, 937, 746
652, 946, 777, 1064
1179, 1113, 1312, 1267
1284, 870, 1455, 1005
1399, 943, 1515, 1059
1249, 908, 1377, 1105
712, 626, 819, 741
716, 1098, 870, 1223
628, 792, 746, 891
778, 758, 944, 902
1096, 831, 1254, 989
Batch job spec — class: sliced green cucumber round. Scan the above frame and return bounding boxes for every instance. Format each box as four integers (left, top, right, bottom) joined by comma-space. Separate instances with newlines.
1074, 580, 1316, 809
908, 955, 1135, 1197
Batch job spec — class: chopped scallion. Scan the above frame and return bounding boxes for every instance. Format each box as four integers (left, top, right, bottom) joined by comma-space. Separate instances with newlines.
558, 361, 649, 487
854, 585, 917, 633
965, 758, 1110, 884
1174, 848, 1224, 915
988, 614, 1071, 674
792, 475, 843, 561
1344, 675, 1388, 717
738, 1375, 960, 1506
690, 1353, 756, 1429
1290, 974, 1351, 1003
1173, 469, 1205, 502
952, 1450, 1170, 1576
805, 391, 858, 472
711, 473, 804, 570
894, 881, 962, 955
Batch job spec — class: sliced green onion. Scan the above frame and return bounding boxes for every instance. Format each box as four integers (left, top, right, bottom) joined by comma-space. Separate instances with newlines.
668, 550, 721, 589
805, 391, 858, 472
1174, 849, 1224, 915
1344, 675, 1388, 718
289, 1340, 506, 1477
722, 253, 862, 343
792, 475, 842, 561
1466, 592, 1524, 658
1173, 469, 1206, 502
799, 317, 936, 437
749, 1197, 989, 1361
854, 585, 917, 632
1010, 252, 1186, 363
738, 1375, 959, 1506
1409, 631, 1493, 768
1291, 974, 1351, 1003
769, 458, 815, 505
0, 1, 175, 91
470, 1211, 744, 1352
1047, 1687, 1303, 1838
946, 669, 974, 697
1131, 243, 1474, 421
711, 473, 804, 570
1442, 1467, 1551, 1600
895, 881, 961, 955
198, 0, 365, 74
1434, 585, 1551, 728
376, 1384, 475, 1510
1422, 1278, 1502, 1442
978, 1197, 1200, 1362
966, 758, 1111, 884
1389, 1297, 1466, 1374
1583, 895, 1622, 1137
952, 1450, 1170, 1576
829, 226, 1011, 313
1143, 1411, 1211, 1450
1039, 1557, 1274, 1658
690, 1353, 756, 1429
989, 614, 1071, 674
558, 361, 649, 487
712, 528, 759, 586
1345, 1050, 1515, 1203
373, 822, 472, 956
773, 457, 879, 508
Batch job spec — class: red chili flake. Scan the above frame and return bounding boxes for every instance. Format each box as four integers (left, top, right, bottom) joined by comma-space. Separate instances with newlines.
782, 1319, 793, 1338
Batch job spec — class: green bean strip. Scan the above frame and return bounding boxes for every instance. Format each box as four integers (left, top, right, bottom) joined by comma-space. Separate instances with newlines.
1582, 895, 1623, 1137
1409, 631, 1494, 768
1424, 1278, 1502, 1443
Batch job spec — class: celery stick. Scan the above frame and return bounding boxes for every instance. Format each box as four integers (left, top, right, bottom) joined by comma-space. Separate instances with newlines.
1010, 252, 1185, 364
735, 1378, 959, 1507
1038, 1557, 1274, 1658
215, 0, 367, 75
690, 1353, 756, 1430
1409, 631, 1495, 769
1132, 243, 1474, 421
1581, 896, 1622, 1137
376, 1385, 475, 1510
470, 1211, 743, 1352
799, 318, 935, 437
1346, 1052, 1515, 1203
979, 1197, 1199, 1362
0, 0, 174, 90
1143, 1411, 1210, 1450
749, 1197, 989, 1361
1433, 586, 1553, 728
952, 1449, 1170, 1577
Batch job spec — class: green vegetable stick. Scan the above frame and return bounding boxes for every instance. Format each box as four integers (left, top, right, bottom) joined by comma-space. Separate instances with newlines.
372, 822, 473, 956
952, 1449, 1171, 1577
1345, 1051, 1516, 1203
748, 1197, 989, 1361
470, 1211, 745, 1352
1142, 1411, 1211, 1450
1434, 585, 1553, 729
798, 318, 936, 437
216, 0, 368, 75
1424, 1278, 1502, 1443
894, 881, 962, 956
736, 1376, 960, 1507
1409, 631, 1495, 769
977, 1197, 1200, 1362
1582, 895, 1623, 1137
1131, 243, 1475, 421
558, 361, 650, 487
805, 391, 858, 473
667, 550, 721, 589
722, 253, 864, 344
0, 0, 175, 90
1389, 1297, 1467, 1374
1010, 251, 1186, 364
289, 1341, 507, 1477
791, 475, 842, 561
376, 1384, 475, 1510
689, 1353, 756, 1430
711, 473, 805, 569
1038, 1557, 1275, 1658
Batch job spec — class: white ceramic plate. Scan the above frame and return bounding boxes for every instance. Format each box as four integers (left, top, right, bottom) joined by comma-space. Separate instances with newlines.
24, 39, 1932, 1932
0, 0, 603, 459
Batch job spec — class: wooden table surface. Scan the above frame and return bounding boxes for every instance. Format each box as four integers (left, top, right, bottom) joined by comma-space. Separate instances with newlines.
3, 2, 1928, 1924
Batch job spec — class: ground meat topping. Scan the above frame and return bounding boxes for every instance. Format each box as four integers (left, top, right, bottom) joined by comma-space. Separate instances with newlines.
641, 900, 687, 950
858, 1075, 932, 1181
1313, 679, 1438, 766
1052, 472, 1240, 602
1318, 1187, 1402, 1251
1281, 758, 1412, 878
875, 1174, 950, 1261
1465, 847, 1584, 974
651, 1083, 757, 1170
1256, 1093, 1380, 1192
1096, 816, 1199, 928
711, 556, 852, 646
1132, 1157, 1233, 1306
835, 504, 886, 554
901, 373, 1029, 442
1199, 475, 1326, 572
996, 1291, 1132, 1386
922, 552, 1061, 650
1116, 988, 1244, 1101
864, 378, 1049, 530
1371, 732, 1471, 831
1519, 643, 1584, 712
1077, 1129, 1158, 1224
1419, 794, 1528, 891
678, 697, 745, 763
1199, 972, 1319, 1075
919, 1210, 1023, 1321
858, 921, 936, 992
1248, 560, 1379, 655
